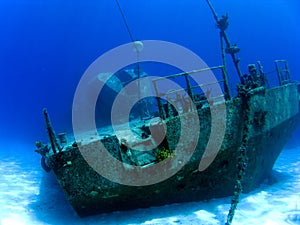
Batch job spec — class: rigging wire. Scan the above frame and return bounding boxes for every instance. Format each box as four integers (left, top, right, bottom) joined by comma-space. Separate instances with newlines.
114, 0, 135, 43
114, 0, 145, 118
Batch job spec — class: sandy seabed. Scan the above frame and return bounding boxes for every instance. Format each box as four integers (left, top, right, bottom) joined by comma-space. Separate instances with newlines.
0, 143, 299, 225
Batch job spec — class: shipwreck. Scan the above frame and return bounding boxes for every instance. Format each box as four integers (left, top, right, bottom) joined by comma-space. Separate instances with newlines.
35, 0, 300, 224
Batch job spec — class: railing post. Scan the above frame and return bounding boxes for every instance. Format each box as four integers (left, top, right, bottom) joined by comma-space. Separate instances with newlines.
275, 60, 282, 86
284, 60, 290, 81
221, 67, 231, 100
184, 73, 194, 101
152, 80, 166, 120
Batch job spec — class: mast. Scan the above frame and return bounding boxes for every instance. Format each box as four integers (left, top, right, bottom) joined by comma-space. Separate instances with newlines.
205, 0, 244, 84
205, 2, 248, 224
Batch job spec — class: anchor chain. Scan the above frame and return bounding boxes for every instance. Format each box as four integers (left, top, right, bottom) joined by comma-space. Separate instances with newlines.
225, 89, 250, 225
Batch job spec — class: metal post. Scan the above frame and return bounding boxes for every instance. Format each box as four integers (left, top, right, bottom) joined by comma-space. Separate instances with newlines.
221, 67, 231, 100
205, 0, 244, 84
43, 108, 62, 154
184, 73, 194, 100
284, 60, 290, 81
220, 32, 231, 100
221, 31, 243, 83
275, 61, 282, 86
152, 80, 166, 120
257, 61, 267, 87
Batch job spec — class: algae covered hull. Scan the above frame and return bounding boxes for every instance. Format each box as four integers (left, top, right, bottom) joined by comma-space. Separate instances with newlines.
34, 1, 300, 218
38, 81, 299, 217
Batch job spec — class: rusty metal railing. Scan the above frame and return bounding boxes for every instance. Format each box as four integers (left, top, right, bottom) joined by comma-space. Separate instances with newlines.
275, 60, 291, 86
152, 66, 230, 119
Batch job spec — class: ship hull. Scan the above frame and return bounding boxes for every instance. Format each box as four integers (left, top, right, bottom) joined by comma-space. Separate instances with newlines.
46, 83, 300, 217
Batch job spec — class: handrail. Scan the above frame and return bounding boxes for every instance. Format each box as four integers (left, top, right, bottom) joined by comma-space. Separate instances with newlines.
152, 65, 229, 119
152, 66, 225, 82
275, 60, 290, 85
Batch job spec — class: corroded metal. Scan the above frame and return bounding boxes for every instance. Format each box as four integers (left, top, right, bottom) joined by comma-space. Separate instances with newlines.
36, 80, 300, 217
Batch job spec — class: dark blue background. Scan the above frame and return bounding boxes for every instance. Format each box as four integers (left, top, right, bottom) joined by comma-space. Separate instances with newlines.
0, 0, 299, 149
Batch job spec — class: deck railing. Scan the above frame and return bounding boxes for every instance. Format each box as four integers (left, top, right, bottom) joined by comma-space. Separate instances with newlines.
275, 60, 291, 85
150, 60, 293, 120
152, 65, 230, 119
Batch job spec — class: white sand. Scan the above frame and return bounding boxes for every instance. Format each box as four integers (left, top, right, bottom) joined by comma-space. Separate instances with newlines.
0, 143, 299, 225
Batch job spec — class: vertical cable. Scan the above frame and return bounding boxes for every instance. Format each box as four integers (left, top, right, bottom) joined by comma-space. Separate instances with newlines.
115, 0, 135, 43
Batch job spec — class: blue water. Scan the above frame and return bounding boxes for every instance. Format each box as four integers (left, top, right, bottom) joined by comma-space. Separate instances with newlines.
0, 0, 300, 224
